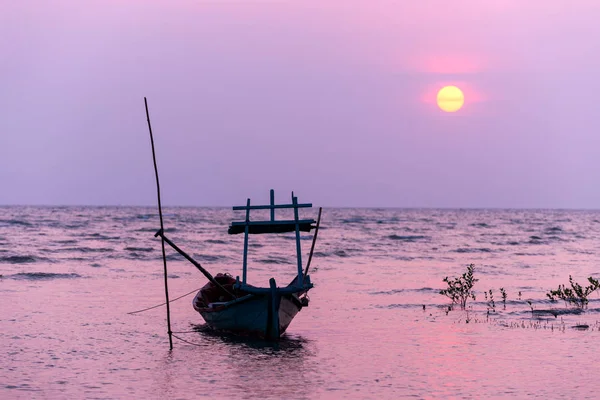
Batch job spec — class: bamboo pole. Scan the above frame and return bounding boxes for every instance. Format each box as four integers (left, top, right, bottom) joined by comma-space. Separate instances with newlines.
155, 230, 235, 298
144, 97, 173, 350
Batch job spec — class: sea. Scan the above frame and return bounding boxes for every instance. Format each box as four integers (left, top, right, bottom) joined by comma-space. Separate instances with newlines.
2, 206, 600, 399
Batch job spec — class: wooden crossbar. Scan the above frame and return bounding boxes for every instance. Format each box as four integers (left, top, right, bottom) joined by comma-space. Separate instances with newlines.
232, 203, 312, 211
230, 219, 315, 227
228, 220, 315, 235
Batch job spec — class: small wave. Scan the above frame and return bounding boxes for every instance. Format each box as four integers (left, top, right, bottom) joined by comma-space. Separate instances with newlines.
470, 223, 490, 228
375, 303, 413, 310
0, 255, 37, 264
54, 239, 78, 245
0, 219, 32, 227
206, 239, 227, 244
341, 217, 365, 224
124, 246, 154, 252
86, 233, 105, 238
62, 247, 114, 253
10, 272, 82, 280
436, 223, 456, 230
395, 255, 416, 261
65, 257, 86, 261
376, 218, 402, 225
149, 272, 182, 279
82, 233, 121, 240
196, 255, 223, 262
258, 257, 291, 265
567, 249, 594, 255
454, 248, 493, 253
414, 287, 437, 293
388, 234, 428, 242
283, 235, 312, 240
165, 254, 184, 261
333, 250, 350, 257
532, 308, 583, 317
547, 235, 567, 242
545, 226, 563, 233
126, 252, 145, 260
527, 238, 547, 245
64, 223, 89, 229
370, 289, 405, 295
370, 288, 436, 295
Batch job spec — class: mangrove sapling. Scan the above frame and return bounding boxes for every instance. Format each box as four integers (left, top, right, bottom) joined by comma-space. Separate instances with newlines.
527, 300, 534, 317
485, 289, 496, 313
546, 276, 600, 309
500, 288, 507, 309
440, 263, 478, 310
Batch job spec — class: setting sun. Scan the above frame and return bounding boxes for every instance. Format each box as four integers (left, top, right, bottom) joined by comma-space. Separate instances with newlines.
437, 86, 464, 112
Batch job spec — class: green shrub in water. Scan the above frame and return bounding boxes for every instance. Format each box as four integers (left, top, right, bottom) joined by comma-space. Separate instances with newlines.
546, 276, 600, 309
440, 263, 478, 310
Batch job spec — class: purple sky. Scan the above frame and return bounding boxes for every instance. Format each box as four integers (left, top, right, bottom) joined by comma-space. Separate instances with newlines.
2, 1, 600, 208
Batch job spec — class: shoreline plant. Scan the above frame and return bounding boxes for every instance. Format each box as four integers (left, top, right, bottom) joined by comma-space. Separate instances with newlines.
440, 263, 478, 310
546, 276, 600, 309
484, 289, 495, 313
500, 288, 507, 309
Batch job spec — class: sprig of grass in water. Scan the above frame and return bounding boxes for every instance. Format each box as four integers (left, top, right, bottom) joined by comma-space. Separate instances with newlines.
500, 287, 507, 309
546, 276, 600, 309
484, 289, 496, 318
440, 263, 478, 310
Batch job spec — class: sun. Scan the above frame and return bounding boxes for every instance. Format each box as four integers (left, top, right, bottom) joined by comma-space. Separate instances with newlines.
437, 86, 464, 112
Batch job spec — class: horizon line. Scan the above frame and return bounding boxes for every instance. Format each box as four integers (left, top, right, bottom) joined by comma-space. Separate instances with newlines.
1, 203, 600, 211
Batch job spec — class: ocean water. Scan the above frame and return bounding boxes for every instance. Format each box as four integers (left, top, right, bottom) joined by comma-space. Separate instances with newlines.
2, 206, 600, 399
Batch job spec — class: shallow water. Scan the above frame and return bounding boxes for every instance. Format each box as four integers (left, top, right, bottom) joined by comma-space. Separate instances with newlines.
2, 206, 600, 398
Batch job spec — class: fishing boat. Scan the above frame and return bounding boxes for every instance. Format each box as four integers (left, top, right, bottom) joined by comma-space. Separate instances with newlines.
156, 190, 321, 340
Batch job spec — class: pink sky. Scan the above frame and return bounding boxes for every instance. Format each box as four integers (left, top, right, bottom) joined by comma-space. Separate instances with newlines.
2, 1, 600, 207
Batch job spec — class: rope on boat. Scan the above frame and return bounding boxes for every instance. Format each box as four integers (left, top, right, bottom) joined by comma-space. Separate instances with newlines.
127, 287, 201, 315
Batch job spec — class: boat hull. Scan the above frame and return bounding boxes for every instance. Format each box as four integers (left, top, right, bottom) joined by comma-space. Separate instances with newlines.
197, 292, 305, 340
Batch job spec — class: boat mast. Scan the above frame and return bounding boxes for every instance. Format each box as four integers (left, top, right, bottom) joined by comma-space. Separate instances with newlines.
292, 193, 304, 285
231, 190, 315, 290
242, 198, 250, 285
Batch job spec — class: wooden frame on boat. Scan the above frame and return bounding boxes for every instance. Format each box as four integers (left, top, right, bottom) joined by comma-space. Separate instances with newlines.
157, 189, 321, 340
